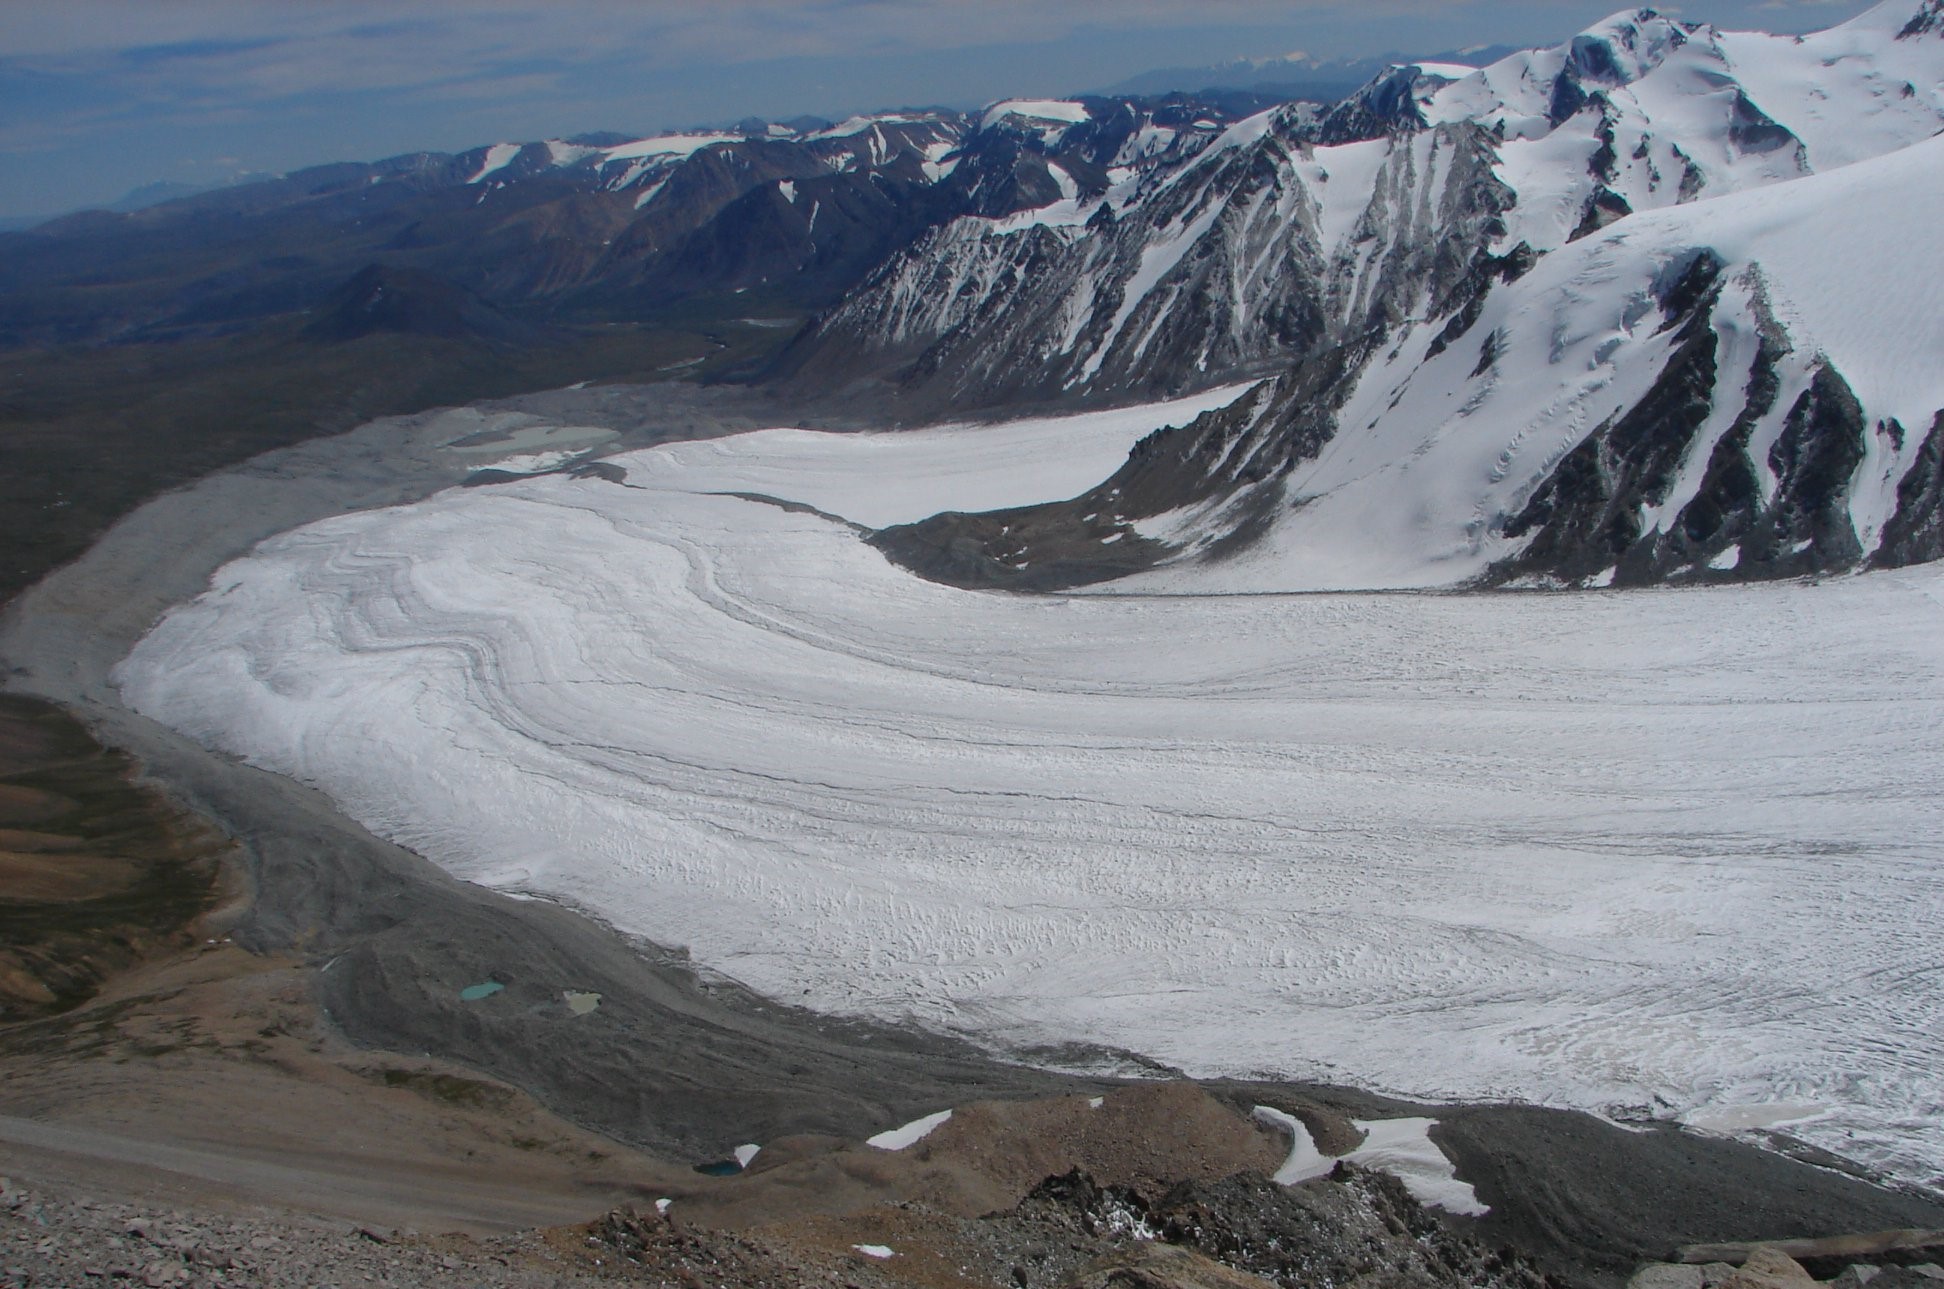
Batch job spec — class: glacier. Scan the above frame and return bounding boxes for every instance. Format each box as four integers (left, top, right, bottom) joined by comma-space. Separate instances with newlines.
117, 391, 1944, 1188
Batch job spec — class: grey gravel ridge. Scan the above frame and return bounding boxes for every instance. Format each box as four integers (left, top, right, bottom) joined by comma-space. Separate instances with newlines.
1, 1174, 598, 1289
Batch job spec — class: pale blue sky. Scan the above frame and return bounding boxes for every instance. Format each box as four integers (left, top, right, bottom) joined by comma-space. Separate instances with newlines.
0, 0, 1878, 219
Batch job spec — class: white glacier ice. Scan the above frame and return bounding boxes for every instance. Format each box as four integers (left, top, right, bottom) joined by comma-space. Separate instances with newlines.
116, 394, 1944, 1187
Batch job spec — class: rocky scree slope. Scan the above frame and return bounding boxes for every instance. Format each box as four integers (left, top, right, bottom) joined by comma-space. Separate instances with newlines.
815, 2, 1944, 590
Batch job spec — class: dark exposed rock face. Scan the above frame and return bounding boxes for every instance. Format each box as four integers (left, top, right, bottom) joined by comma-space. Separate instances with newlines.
1309, 64, 1438, 144
1872, 412, 1944, 568
1727, 91, 1804, 158
1900, 0, 1944, 39
1511, 349, 1875, 589
1476, 254, 1926, 588
785, 114, 1513, 417
1570, 185, 1635, 241
1753, 364, 1871, 567
1494, 275, 1729, 585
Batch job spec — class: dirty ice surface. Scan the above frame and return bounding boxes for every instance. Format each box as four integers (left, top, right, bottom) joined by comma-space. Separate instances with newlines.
118, 396, 1944, 1187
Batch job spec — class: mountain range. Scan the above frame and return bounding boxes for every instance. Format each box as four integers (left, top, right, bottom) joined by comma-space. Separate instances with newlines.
801, 0, 1944, 590
2, 1, 1939, 593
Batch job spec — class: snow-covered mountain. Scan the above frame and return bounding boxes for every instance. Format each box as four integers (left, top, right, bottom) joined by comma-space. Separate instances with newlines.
9, 4, 1941, 589
778, 108, 1508, 407
458, 98, 1294, 309
801, 1, 1944, 589
445, 114, 966, 302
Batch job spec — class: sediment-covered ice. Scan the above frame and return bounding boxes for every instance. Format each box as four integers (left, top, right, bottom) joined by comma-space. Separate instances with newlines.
117, 397, 1944, 1186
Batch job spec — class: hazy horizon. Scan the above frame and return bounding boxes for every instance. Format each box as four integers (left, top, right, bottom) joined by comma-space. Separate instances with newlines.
1, 0, 1884, 220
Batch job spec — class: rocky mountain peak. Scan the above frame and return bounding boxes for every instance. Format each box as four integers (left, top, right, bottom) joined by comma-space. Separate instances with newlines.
1900, 0, 1944, 38
1567, 9, 1695, 85
1311, 63, 1447, 143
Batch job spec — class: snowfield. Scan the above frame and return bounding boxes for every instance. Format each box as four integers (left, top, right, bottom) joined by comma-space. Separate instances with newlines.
117, 399, 1944, 1187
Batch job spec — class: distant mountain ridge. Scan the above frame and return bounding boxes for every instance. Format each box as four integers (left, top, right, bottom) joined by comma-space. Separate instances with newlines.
0, 94, 1276, 349
106, 172, 281, 214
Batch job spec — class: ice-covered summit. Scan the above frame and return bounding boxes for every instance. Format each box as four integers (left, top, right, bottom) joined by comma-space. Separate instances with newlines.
1565, 9, 1697, 85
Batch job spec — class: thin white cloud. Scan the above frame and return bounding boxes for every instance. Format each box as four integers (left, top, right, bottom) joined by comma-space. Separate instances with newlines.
2, 0, 1391, 64
0, 0, 1881, 159
3, 0, 1425, 135
0, 0, 1878, 214
2, 0, 1874, 114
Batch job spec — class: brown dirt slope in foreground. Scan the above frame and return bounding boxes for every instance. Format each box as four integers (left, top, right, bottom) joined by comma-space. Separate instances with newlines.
0, 695, 229, 1020
0, 963, 1557, 1289
0, 942, 685, 1235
